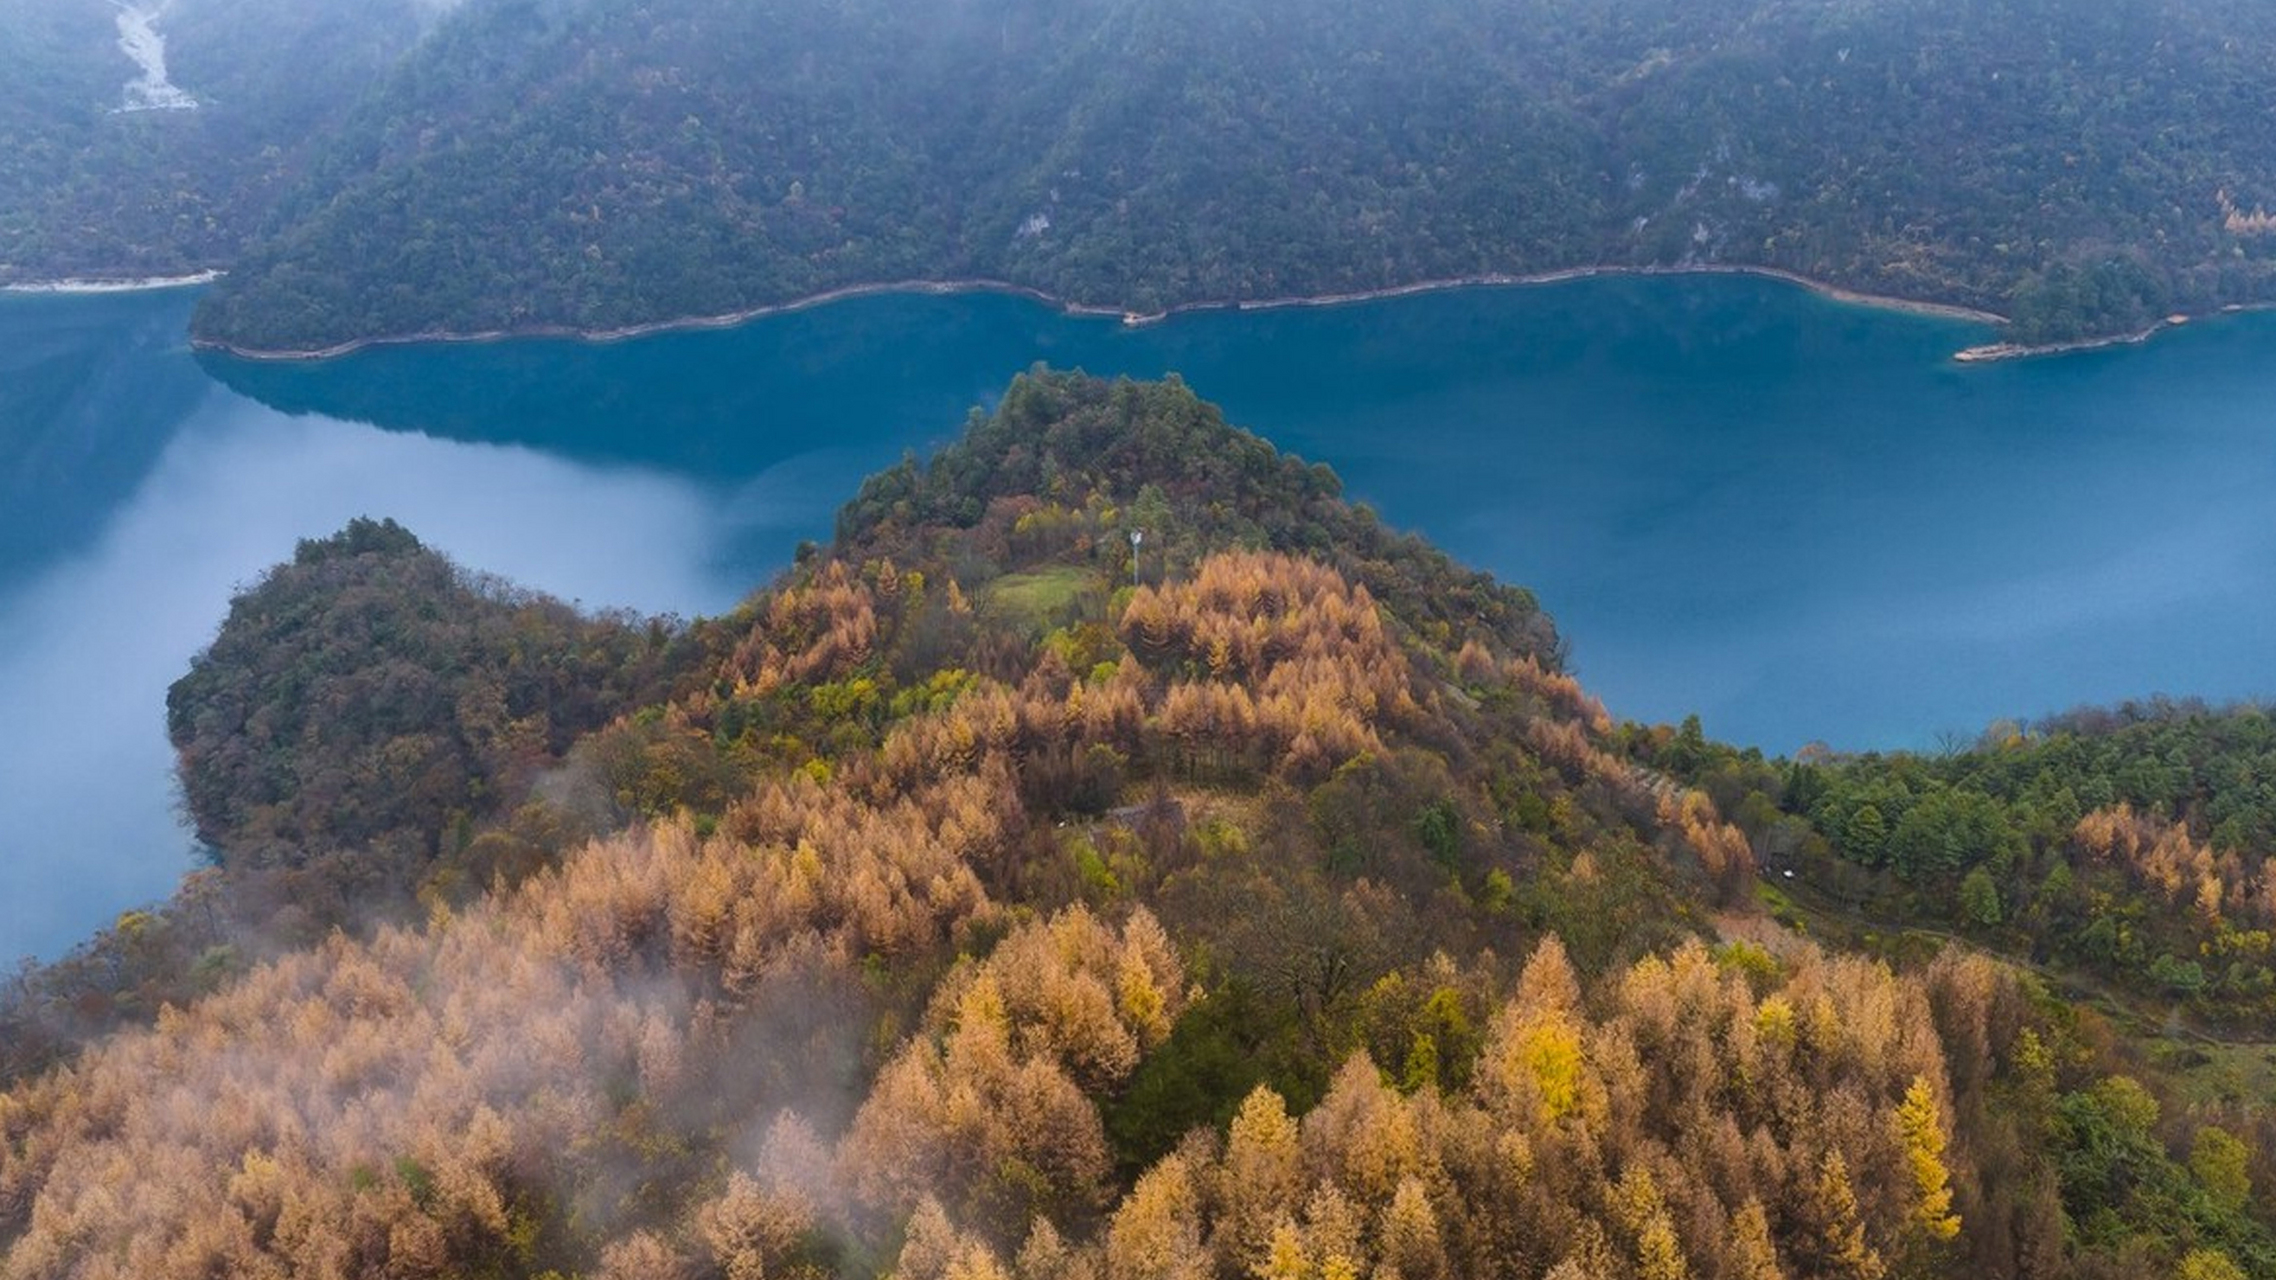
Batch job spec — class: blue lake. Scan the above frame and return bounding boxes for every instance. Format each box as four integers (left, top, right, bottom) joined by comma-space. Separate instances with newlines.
4, 275, 2272, 959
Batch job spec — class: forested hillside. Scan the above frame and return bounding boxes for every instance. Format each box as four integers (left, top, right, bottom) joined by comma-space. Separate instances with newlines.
0, 517, 698, 1080
158, 0, 2276, 352
4, 372, 2272, 1279
16, 0, 2276, 350
1629, 701, 2276, 1031
0, 0, 433, 283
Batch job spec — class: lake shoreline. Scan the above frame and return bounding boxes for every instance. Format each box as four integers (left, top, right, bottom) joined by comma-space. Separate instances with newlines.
193, 278, 1129, 361
27, 264, 2261, 365
1, 270, 222, 295
192, 265, 2013, 362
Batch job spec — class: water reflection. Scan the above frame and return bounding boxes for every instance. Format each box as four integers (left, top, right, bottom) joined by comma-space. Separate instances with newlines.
0, 291, 209, 590
0, 390, 758, 960
199, 292, 1063, 475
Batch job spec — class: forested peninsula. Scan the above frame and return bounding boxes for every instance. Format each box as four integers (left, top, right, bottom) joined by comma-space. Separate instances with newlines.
6, 371, 2276, 1280
12, 0, 2276, 353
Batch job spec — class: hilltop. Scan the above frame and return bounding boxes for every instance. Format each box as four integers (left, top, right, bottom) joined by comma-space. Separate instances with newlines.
3, 371, 2272, 1279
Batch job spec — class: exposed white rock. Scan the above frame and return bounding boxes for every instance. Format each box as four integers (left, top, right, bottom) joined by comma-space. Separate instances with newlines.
114, 2, 198, 113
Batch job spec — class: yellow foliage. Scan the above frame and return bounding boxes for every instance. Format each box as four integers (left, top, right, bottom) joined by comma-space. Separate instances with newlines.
1223, 1087, 1305, 1271
1379, 1176, 1446, 1280
1753, 996, 1797, 1053
1728, 1198, 1784, 1280
1103, 1155, 1209, 1280
1892, 1076, 1961, 1242
1251, 1220, 1309, 1280
1517, 1018, 1585, 1124
944, 1243, 1014, 1280
2179, 1249, 2249, 1280
1813, 1150, 1885, 1280
1119, 552, 1420, 779
1635, 1213, 1689, 1280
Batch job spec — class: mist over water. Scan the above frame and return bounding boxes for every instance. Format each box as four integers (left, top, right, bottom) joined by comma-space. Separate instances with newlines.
10, 278, 2276, 959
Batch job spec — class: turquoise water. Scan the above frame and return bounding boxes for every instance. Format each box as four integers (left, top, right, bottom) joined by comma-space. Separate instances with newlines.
5, 276, 2273, 957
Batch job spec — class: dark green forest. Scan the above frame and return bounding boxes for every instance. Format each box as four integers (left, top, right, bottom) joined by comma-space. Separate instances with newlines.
0, 0, 427, 282
1627, 701, 2276, 1031
13, 0, 2276, 349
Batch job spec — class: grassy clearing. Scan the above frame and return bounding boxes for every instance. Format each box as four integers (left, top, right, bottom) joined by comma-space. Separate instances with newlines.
981, 566, 1105, 633
2147, 1036, 2276, 1109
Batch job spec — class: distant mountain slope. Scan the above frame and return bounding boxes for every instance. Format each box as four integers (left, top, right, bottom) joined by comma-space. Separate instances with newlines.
152, 0, 2276, 351
0, 0, 431, 283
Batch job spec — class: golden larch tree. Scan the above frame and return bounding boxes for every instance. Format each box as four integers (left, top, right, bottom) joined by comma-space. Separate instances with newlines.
1892, 1075, 1961, 1243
